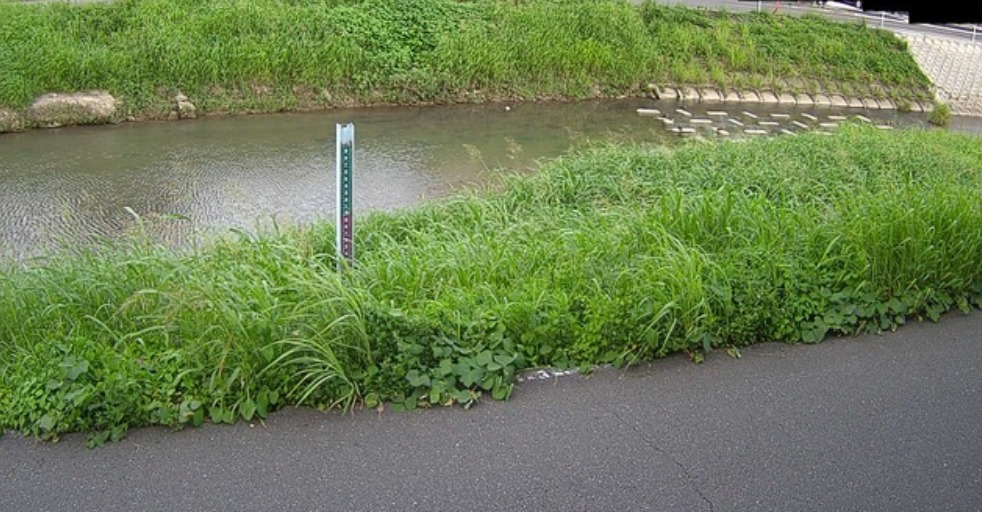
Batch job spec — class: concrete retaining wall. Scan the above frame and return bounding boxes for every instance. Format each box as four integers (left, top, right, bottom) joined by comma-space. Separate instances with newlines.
648, 85, 934, 112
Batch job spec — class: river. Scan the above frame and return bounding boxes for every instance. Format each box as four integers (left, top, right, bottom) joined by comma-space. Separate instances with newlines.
0, 99, 955, 261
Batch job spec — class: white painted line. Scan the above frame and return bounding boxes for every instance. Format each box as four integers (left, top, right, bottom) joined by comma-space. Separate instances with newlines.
819, 122, 839, 128
876, 125, 894, 130
780, 129, 797, 136
672, 126, 697, 134
660, 117, 675, 125
727, 118, 745, 127
801, 113, 819, 121
745, 129, 768, 135
770, 113, 791, 119
690, 118, 713, 124
742, 111, 759, 119
759, 121, 780, 126
707, 111, 729, 116
676, 108, 692, 117
792, 121, 809, 129
855, 115, 872, 123
716, 129, 731, 136
827, 115, 847, 121
636, 108, 661, 116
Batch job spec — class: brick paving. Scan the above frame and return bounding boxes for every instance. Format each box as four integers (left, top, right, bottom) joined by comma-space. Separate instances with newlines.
902, 35, 982, 116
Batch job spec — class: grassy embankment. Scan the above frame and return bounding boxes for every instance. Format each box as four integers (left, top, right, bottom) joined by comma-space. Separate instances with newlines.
2, 127, 981, 445
0, 0, 932, 122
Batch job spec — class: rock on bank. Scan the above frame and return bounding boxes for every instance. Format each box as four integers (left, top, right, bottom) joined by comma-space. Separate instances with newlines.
1, 90, 119, 133
23, 91, 118, 130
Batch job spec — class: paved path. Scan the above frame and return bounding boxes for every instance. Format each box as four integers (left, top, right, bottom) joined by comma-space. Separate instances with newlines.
903, 35, 982, 115
3, 311, 981, 511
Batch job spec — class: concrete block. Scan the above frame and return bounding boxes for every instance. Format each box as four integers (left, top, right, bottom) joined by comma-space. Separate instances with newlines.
680, 87, 700, 101
740, 91, 761, 103
795, 94, 814, 106
700, 89, 723, 102
671, 126, 697, 134
656, 87, 679, 101
812, 94, 832, 107
860, 98, 881, 109
759, 91, 780, 103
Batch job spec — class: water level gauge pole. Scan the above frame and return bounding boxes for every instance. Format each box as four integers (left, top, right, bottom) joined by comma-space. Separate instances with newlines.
336, 123, 354, 271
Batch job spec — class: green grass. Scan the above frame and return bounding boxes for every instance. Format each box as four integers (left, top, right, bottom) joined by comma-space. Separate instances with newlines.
640, 4, 930, 94
0, 0, 932, 120
2, 126, 981, 445
929, 101, 952, 127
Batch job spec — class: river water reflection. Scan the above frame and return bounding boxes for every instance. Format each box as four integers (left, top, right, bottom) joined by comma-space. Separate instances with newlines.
0, 99, 946, 260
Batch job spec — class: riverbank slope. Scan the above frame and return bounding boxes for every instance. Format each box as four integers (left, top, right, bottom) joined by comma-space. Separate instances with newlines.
0, 0, 933, 131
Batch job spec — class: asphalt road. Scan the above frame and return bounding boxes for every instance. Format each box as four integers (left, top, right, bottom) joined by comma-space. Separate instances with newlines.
3, 311, 981, 512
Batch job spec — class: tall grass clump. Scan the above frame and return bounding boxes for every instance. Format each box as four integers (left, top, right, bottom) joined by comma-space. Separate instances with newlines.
0, 0, 932, 119
929, 102, 952, 127
2, 127, 980, 445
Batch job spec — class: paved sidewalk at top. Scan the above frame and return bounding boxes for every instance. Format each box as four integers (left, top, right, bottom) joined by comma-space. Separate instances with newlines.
903, 35, 982, 115
3, 311, 981, 512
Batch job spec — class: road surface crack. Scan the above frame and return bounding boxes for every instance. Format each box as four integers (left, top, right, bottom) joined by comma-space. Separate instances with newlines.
578, 379, 715, 512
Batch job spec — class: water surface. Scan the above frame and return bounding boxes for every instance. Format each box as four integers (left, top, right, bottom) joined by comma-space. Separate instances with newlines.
0, 99, 941, 260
